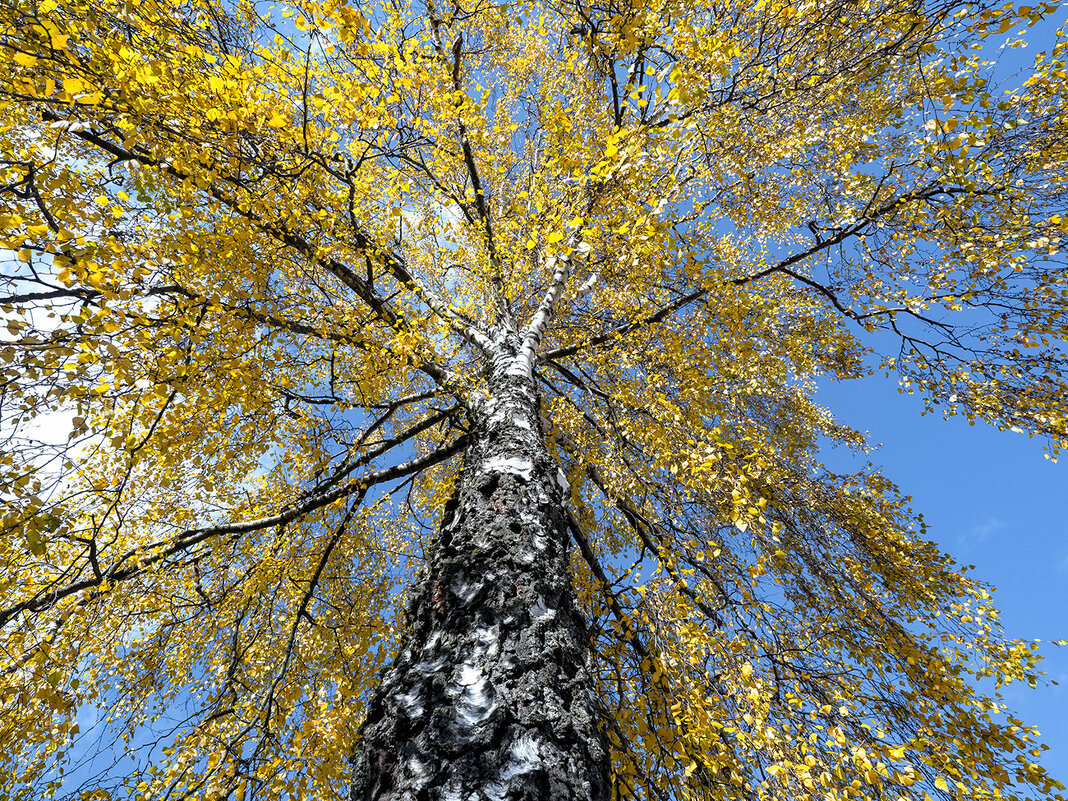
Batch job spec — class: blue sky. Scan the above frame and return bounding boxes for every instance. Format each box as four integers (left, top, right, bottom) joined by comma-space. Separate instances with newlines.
818, 372, 1067, 786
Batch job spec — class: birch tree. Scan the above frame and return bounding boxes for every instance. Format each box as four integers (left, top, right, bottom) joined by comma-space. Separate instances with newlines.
1, 0, 1067, 798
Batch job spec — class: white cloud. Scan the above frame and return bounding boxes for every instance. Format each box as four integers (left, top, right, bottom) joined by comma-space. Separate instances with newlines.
956, 516, 1004, 552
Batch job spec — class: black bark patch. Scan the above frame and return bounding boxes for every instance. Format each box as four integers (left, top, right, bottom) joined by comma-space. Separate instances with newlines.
479, 472, 501, 499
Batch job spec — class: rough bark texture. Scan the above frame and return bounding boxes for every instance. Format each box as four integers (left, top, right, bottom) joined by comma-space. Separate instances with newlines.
350, 337, 609, 801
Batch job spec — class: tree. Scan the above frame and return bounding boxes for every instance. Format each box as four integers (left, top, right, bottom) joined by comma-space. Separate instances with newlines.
1, 0, 1067, 797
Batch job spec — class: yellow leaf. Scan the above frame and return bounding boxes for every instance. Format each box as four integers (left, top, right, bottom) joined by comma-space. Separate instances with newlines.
935, 777, 949, 792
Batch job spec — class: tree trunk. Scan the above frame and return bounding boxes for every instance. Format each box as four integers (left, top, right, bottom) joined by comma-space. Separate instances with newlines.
350, 338, 610, 801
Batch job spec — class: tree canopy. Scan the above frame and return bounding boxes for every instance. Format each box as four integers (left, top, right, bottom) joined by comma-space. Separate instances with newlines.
1, 0, 1067, 797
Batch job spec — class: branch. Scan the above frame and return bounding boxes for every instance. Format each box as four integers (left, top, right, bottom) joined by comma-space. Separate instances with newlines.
0, 434, 468, 629
514, 249, 574, 376
541, 184, 994, 362
541, 286, 704, 362
262, 499, 359, 729
566, 510, 647, 659
51, 116, 473, 393
428, 25, 510, 327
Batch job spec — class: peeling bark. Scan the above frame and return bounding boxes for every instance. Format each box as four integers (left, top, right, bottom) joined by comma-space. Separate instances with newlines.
351, 335, 609, 801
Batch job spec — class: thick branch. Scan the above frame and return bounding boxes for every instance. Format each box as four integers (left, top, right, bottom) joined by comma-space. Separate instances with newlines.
542, 184, 993, 362
0, 435, 467, 629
